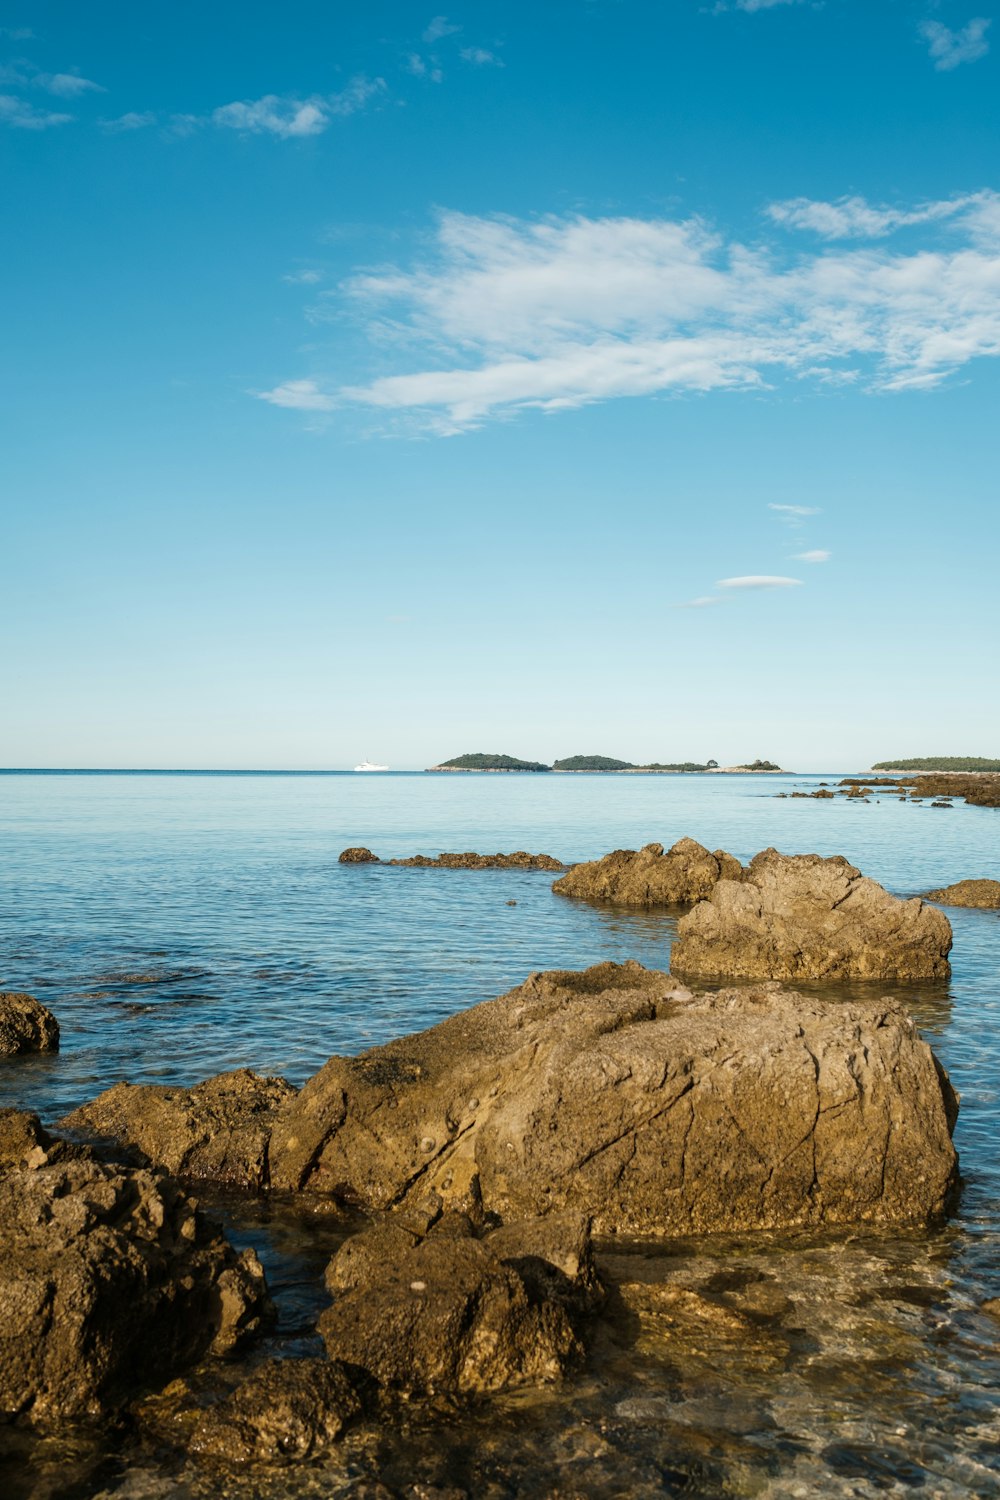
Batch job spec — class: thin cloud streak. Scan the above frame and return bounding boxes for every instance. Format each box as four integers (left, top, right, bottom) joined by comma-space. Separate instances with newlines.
717, 575, 802, 589
0, 93, 72, 128
255, 379, 335, 411
919, 18, 990, 71
794, 549, 831, 562
768, 503, 821, 516
212, 78, 385, 138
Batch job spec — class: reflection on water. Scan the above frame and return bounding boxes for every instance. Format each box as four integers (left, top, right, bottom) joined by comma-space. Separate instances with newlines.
1, 772, 999, 1496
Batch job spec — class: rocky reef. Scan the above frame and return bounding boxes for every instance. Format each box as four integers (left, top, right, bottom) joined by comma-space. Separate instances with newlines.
552, 838, 741, 905
672, 848, 953, 982
0, 992, 59, 1055
924, 878, 1000, 908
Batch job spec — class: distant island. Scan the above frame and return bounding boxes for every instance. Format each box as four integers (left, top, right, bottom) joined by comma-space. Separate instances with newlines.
871, 757, 1000, 772
427, 753, 551, 773
426, 752, 786, 774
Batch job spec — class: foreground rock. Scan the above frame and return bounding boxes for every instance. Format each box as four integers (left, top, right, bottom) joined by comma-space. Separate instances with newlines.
62, 1069, 296, 1189
320, 1210, 598, 1395
0, 992, 59, 1055
552, 838, 741, 905
924, 878, 1000, 909
190, 1358, 364, 1463
0, 1145, 269, 1423
268, 960, 958, 1235
672, 849, 952, 982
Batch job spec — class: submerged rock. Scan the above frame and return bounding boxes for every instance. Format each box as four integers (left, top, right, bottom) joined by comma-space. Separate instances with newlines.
0, 992, 59, 1055
320, 1210, 597, 1395
62, 1069, 297, 1189
269, 960, 957, 1235
338, 847, 380, 863
190, 1358, 365, 1463
924, 878, 1000, 909
388, 851, 564, 870
672, 848, 952, 982
552, 838, 741, 905
0, 1154, 270, 1424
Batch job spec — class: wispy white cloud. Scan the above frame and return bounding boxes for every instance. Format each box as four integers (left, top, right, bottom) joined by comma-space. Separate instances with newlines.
424, 15, 461, 43
212, 78, 385, 138
794, 549, 831, 562
919, 18, 990, 71
99, 110, 156, 133
460, 46, 504, 67
736, 0, 807, 9
35, 70, 104, 97
0, 26, 34, 40
767, 192, 984, 239
0, 92, 72, 128
674, 595, 722, 608
717, 575, 802, 589
255, 378, 335, 411
769, 503, 821, 517
317, 193, 1000, 430
283, 269, 323, 285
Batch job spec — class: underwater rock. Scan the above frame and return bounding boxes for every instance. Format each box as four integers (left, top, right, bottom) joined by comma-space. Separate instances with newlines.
672, 848, 953, 982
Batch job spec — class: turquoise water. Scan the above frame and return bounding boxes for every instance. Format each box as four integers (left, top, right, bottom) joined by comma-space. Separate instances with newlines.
1, 770, 999, 1497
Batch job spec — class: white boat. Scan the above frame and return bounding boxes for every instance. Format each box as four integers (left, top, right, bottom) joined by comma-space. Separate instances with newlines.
354, 758, 389, 772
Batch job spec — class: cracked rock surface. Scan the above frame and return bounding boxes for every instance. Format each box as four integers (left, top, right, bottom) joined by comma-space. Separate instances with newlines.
268, 960, 958, 1235
0, 1125, 271, 1424
552, 838, 741, 905
62, 1068, 296, 1188
672, 848, 953, 981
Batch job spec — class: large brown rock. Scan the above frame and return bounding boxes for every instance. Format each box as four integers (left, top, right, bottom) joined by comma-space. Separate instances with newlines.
552, 838, 741, 905
924, 878, 1000, 909
672, 849, 952, 982
0, 1154, 270, 1424
189, 1358, 364, 1463
319, 1212, 594, 1395
0, 992, 59, 1055
269, 960, 957, 1235
61, 1069, 296, 1189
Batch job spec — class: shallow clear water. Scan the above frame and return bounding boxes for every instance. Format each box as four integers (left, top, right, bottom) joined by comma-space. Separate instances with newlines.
2, 770, 999, 1498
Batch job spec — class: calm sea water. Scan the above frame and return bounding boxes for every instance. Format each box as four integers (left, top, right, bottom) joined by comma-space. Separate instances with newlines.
2, 770, 999, 1498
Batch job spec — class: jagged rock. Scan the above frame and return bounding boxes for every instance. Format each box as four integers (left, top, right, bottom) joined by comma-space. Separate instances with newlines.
924, 879, 1000, 909
339, 847, 380, 863
189, 1358, 364, 1463
388, 851, 564, 870
62, 1069, 296, 1189
672, 849, 952, 981
320, 1213, 595, 1394
0, 992, 59, 1055
552, 838, 741, 905
0, 1108, 93, 1172
0, 1155, 270, 1423
269, 960, 957, 1235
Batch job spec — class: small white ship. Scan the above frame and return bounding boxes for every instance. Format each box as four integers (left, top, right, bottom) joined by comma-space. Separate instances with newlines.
354, 758, 389, 772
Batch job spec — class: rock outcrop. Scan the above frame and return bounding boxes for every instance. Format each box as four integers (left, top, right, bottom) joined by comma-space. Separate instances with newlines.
0, 1148, 270, 1423
552, 839, 741, 905
0, 991, 60, 1055
62, 1069, 297, 1189
338, 847, 380, 863
268, 960, 958, 1235
389, 851, 564, 870
672, 849, 953, 982
924, 878, 1000, 909
189, 1359, 365, 1463
319, 1209, 597, 1395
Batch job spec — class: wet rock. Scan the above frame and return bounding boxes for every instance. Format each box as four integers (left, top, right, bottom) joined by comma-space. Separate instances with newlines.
320, 1216, 590, 1395
924, 879, 1000, 908
62, 1069, 296, 1189
189, 1358, 364, 1463
552, 838, 741, 905
0, 992, 59, 1055
672, 848, 952, 981
0, 1156, 270, 1423
339, 846, 381, 863
269, 960, 958, 1235
0, 1108, 92, 1171
388, 851, 564, 870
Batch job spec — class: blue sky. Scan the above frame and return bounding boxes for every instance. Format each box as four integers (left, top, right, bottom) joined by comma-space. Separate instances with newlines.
1, 0, 997, 770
